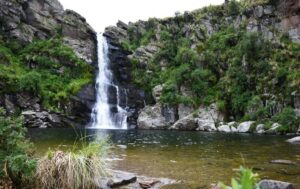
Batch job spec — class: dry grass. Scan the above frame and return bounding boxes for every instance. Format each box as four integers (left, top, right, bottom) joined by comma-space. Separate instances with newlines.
36, 137, 111, 189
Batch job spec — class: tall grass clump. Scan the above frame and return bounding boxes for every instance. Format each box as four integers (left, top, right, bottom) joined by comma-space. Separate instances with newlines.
36, 137, 111, 189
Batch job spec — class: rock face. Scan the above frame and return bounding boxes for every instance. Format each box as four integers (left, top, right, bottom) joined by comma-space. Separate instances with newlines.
103, 23, 146, 127
137, 103, 176, 130
0, 0, 97, 127
0, 0, 97, 65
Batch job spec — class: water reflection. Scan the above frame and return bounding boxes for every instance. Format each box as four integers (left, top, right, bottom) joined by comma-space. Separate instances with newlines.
28, 129, 300, 188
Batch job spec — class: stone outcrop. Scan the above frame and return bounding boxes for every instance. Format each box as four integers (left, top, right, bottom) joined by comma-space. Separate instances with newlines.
0, 0, 97, 65
137, 103, 176, 130
0, 0, 97, 127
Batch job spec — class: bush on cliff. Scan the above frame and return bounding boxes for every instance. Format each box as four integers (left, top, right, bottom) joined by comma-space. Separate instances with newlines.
0, 37, 93, 112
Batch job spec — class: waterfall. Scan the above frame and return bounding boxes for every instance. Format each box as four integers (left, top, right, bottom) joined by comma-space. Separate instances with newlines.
90, 34, 128, 129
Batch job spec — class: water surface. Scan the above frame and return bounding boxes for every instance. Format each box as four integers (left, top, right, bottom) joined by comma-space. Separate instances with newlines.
29, 129, 300, 188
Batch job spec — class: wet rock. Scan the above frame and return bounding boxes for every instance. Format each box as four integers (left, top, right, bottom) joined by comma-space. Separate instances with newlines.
258, 179, 295, 189
107, 171, 137, 188
287, 136, 300, 144
107, 170, 176, 189
218, 125, 231, 133
139, 180, 160, 189
237, 121, 255, 133
270, 160, 296, 165
170, 115, 198, 131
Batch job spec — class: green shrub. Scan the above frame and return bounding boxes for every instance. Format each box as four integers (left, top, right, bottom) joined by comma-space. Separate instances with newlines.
19, 71, 41, 95
0, 108, 36, 187
272, 107, 299, 132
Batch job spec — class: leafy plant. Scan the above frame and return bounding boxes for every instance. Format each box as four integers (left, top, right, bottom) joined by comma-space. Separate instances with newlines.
220, 166, 260, 189
0, 108, 36, 187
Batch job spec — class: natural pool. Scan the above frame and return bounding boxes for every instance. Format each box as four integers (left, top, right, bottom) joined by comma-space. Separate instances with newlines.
28, 129, 300, 188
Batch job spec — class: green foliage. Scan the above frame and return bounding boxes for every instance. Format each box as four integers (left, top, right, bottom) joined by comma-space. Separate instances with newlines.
125, 4, 300, 131
0, 108, 36, 187
226, 0, 242, 16
272, 107, 299, 133
240, 0, 270, 8
0, 37, 93, 112
221, 166, 259, 189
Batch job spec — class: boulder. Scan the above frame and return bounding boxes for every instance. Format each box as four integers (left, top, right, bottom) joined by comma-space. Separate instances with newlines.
237, 121, 255, 133
170, 115, 198, 131
256, 124, 265, 134
137, 103, 174, 130
258, 180, 295, 189
197, 119, 217, 132
107, 171, 137, 188
265, 123, 281, 134
286, 136, 300, 144
196, 104, 223, 131
231, 126, 238, 133
218, 125, 231, 133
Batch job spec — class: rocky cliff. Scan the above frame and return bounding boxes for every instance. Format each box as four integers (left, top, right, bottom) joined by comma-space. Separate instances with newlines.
104, 0, 300, 133
0, 0, 97, 127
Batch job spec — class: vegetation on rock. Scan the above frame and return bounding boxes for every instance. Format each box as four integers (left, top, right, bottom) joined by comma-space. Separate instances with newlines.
125, 0, 300, 132
0, 35, 93, 112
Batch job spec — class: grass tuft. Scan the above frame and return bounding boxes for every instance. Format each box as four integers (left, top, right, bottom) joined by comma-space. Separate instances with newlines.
36, 137, 111, 189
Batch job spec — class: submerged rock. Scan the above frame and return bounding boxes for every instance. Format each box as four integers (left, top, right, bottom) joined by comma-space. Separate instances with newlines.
270, 160, 296, 165
258, 179, 295, 189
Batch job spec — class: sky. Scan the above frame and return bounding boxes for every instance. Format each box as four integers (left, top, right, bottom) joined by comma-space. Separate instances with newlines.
59, 0, 223, 32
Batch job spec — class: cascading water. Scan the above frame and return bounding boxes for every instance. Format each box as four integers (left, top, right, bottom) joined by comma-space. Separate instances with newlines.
90, 34, 128, 129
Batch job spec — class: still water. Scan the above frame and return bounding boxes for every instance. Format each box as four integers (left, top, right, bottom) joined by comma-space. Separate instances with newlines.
28, 129, 300, 188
